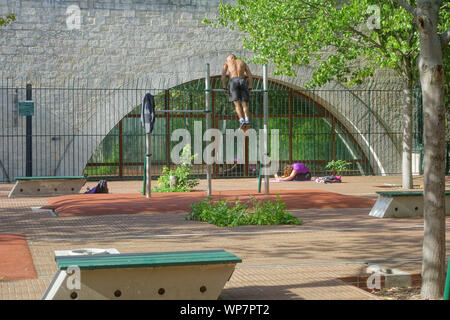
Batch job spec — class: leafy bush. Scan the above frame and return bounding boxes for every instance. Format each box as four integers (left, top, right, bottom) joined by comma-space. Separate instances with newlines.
186, 196, 302, 227
325, 160, 352, 175
152, 144, 199, 192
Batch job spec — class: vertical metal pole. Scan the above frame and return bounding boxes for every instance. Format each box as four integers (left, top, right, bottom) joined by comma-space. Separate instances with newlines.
165, 90, 171, 170
368, 81, 373, 175
145, 133, 151, 198
119, 119, 123, 179
26, 83, 32, 177
263, 64, 269, 195
289, 88, 293, 164
444, 255, 450, 300
205, 63, 212, 196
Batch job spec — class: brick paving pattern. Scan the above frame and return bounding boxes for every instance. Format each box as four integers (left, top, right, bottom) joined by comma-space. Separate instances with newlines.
1, 176, 450, 300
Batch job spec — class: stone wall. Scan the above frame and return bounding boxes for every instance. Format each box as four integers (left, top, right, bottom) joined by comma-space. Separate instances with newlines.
0, 0, 405, 180
0, 0, 243, 86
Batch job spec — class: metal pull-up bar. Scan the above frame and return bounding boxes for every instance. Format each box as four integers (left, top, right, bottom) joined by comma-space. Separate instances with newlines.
144, 63, 269, 199
207, 89, 265, 93
155, 110, 211, 113
144, 109, 211, 198
205, 63, 269, 195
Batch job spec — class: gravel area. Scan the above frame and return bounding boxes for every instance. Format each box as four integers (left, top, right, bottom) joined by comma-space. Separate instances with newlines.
373, 287, 423, 300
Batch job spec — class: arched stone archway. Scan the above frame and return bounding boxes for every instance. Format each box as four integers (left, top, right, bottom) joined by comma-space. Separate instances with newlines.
53, 55, 400, 177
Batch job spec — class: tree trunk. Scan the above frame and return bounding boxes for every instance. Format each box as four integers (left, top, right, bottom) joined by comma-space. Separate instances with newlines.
402, 84, 413, 189
417, 0, 446, 300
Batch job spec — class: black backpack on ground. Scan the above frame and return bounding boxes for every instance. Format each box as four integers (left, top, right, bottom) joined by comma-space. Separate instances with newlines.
85, 180, 109, 194
96, 180, 109, 193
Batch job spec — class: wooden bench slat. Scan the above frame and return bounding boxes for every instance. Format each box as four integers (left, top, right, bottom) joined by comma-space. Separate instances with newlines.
376, 190, 450, 197
15, 176, 85, 180
56, 250, 242, 270
56, 253, 242, 270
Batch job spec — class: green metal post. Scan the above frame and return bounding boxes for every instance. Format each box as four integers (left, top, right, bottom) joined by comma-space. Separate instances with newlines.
205, 63, 212, 197
145, 134, 151, 198
258, 161, 262, 193
444, 256, 450, 300
142, 158, 146, 195
263, 64, 269, 195
25, 83, 32, 177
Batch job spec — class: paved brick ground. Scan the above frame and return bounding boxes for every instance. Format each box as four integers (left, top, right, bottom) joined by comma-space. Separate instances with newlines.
1, 176, 450, 300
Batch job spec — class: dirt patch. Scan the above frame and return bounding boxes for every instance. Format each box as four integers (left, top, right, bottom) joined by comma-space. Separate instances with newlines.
41, 190, 375, 217
0, 234, 38, 281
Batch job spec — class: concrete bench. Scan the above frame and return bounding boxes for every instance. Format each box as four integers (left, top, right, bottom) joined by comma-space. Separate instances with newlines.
369, 190, 450, 218
8, 176, 86, 198
42, 250, 242, 300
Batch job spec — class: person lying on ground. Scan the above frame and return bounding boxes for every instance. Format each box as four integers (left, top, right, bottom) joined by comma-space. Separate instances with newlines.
274, 163, 310, 181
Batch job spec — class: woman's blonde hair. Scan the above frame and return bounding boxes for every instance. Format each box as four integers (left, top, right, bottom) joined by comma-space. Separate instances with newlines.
283, 165, 293, 177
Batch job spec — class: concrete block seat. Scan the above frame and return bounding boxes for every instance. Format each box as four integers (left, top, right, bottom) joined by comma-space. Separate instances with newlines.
42, 250, 242, 300
369, 190, 450, 218
8, 176, 86, 198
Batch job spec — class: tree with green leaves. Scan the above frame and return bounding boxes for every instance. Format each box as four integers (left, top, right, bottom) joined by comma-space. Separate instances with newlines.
205, 0, 449, 190
0, 14, 15, 27
394, 0, 449, 300
206, 0, 449, 299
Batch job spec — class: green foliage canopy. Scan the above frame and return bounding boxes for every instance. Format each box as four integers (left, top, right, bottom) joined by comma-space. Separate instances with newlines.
205, 0, 448, 89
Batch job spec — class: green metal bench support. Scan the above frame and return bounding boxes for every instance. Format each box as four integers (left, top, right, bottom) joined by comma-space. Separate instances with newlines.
444, 256, 450, 300
42, 250, 242, 300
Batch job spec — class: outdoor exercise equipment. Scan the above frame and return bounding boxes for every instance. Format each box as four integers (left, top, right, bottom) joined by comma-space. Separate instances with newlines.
369, 190, 450, 218
8, 176, 86, 198
142, 101, 211, 198
209, 63, 269, 195
42, 249, 242, 300
142, 106, 212, 199
142, 63, 269, 198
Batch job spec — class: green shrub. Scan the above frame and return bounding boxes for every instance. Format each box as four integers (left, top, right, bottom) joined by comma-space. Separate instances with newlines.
152, 144, 199, 192
325, 160, 352, 175
186, 196, 302, 227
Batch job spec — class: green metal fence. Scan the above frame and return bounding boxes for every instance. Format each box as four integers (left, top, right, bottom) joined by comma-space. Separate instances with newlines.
0, 75, 428, 182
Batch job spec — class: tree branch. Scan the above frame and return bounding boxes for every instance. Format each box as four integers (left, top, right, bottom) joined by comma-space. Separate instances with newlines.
441, 28, 450, 48
394, 0, 416, 16
347, 25, 384, 51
